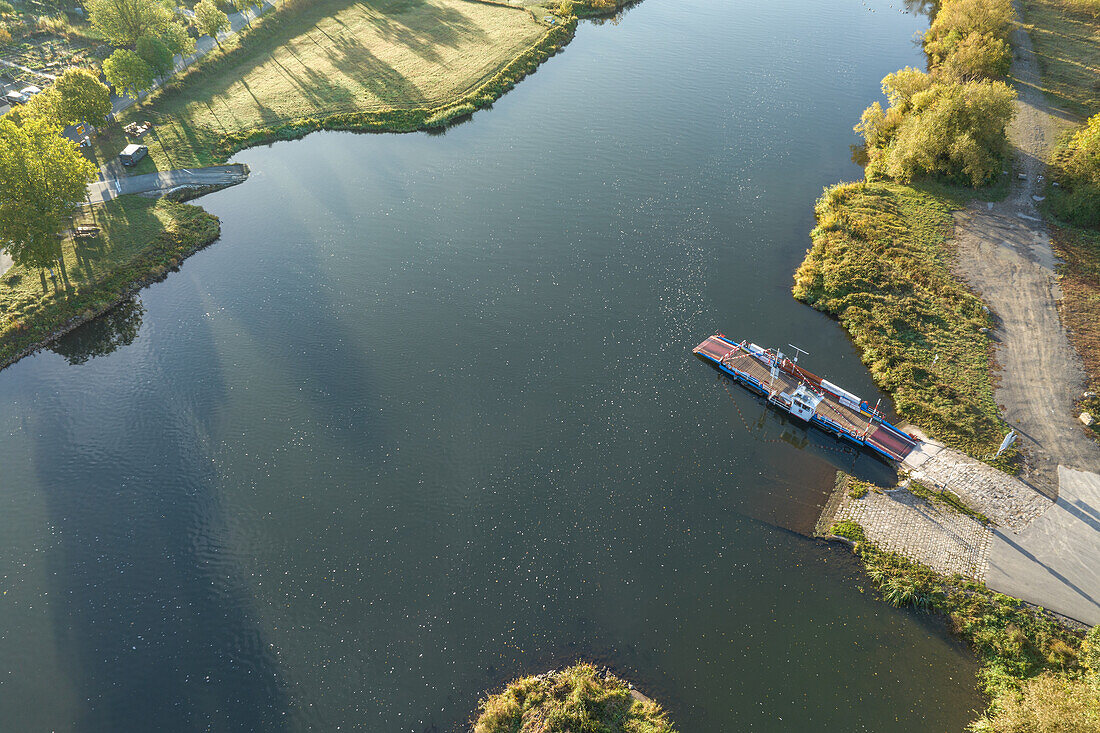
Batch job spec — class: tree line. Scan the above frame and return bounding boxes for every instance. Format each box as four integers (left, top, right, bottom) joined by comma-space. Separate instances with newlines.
88, 0, 233, 99
1, 67, 108, 272
0, 0, 250, 274
856, 0, 1018, 187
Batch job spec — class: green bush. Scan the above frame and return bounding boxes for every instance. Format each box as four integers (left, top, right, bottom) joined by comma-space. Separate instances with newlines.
423, 102, 475, 128
830, 520, 867, 542
924, 0, 1015, 81
856, 68, 1016, 186
0, 1, 14, 16
1048, 113, 1100, 229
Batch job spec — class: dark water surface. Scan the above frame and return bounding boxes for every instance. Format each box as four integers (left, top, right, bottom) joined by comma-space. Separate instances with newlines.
0, 0, 984, 729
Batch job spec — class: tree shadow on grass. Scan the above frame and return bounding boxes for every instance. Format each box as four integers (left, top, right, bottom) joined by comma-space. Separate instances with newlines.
353, 0, 493, 62
153, 0, 513, 124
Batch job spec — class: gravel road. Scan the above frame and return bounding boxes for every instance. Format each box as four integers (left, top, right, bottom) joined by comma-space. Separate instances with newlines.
951, 7, 1100, 494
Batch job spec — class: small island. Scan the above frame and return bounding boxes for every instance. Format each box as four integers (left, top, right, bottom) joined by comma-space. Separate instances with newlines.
473, 663, 678, 733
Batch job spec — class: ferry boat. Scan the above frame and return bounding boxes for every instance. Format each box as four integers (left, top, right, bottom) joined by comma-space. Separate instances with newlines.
694, 334, 918, 462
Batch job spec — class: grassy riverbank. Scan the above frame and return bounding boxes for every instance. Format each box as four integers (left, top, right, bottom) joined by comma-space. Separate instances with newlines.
792, 181, 1012, 465
473, 663, 678, 733
116, 0, 572, 170
0, 198, 220, 368
1, 0, 577, 370
827, 520, 1099, 730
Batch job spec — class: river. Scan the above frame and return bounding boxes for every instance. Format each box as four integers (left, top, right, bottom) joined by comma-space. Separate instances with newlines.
0, 0, 984, 729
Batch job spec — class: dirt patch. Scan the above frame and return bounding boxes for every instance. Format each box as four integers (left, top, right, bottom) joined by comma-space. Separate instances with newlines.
949, 5, 1100, 491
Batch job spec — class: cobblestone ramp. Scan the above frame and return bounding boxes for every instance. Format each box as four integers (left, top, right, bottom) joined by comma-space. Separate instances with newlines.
828, 488, 994, 581
986, 467, 1100, 626
903, 439, 1053, 531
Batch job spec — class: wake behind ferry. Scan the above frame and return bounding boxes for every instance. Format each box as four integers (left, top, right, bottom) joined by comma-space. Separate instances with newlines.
694, 334, 918, 462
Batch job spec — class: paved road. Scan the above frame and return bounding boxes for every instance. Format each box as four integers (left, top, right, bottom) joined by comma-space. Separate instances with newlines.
986, 467, 1100, 625
87, 164, 249, 203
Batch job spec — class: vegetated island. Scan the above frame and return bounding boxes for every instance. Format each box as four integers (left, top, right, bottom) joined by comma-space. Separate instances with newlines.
1, 0, 633, 370
472, 663, 678, 733
794, 0, 1100, 727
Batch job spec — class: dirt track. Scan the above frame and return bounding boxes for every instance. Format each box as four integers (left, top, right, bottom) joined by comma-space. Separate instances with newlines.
950, 7, 1100, 494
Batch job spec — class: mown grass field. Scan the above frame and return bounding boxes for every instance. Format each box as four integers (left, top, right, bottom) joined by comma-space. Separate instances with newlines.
793, 182, 1013, 465
0, 198, 219, 367
1024, 0, 1100, 117
130, 0, 548, 168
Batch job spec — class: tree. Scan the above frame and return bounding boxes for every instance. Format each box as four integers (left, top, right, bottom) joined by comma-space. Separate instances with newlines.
103, 48, 154, 98
925, 0, 1016, 44
86, 0, 176, 48
930, 31, 1011, 80
194, 0, 230, 46
52, 68, 112, 125
1049, 112, 1100, 228
160, 20, 195, 57
136, 35, 174, 77
0, 117, 96, 270
857, 71, 1017, 186
231, 0, 253, 26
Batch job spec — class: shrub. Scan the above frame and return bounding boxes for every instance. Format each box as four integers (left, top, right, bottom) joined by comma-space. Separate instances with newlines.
0, 26, 10, 45
830, 520, 867, 542
423, 102, 475, 128
973, 673, 1100, 732
0, 0, 13, 16
924, 0, 1016, 80
35, 13, 72, 36
1064, 0, 1100, 16
1048, 113, 1100, 229
857, 69, 1016, 186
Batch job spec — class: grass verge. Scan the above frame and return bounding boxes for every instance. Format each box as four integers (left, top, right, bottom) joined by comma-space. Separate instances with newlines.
826, 519, 1098, 730
907, 479, 992, 524
1048, 221, 1100, 441
792, 181, 1015, 467
473, 663, 678, 733
1022, 0, 1100, 118
116, 0, 573, 169
0, 197, 220, 369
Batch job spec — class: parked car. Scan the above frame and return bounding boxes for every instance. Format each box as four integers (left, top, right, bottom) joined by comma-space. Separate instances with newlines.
119, 144, 148, 166
19, 86, 43, 97
4, 90, 29, 106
